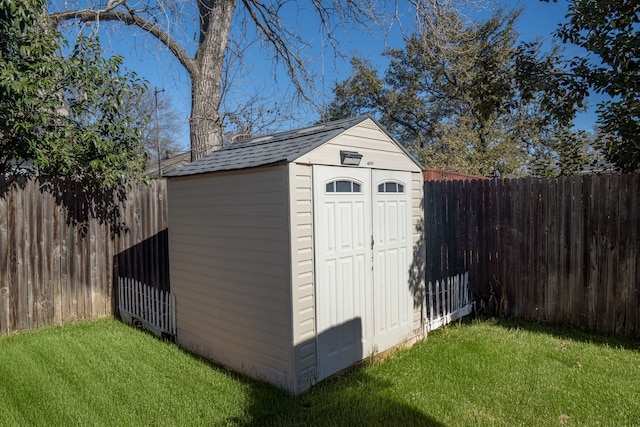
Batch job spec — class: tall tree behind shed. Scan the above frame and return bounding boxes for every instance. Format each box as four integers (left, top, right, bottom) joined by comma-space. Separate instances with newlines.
50, 0, 385, 161
325, 6, 590, 176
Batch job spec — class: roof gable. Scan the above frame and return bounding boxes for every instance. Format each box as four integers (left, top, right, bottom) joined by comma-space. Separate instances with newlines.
165, 116, 421, 177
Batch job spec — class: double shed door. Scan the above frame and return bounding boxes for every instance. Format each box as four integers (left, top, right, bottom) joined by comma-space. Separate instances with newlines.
314, 166, 413, 381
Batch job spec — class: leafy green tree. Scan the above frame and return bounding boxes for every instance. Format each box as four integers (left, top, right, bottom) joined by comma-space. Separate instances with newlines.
325, 8, 589, 177
1, 0, 62, 172
0, 0, 147, 189
530, 128, 597, 177
545, 0, 640, 172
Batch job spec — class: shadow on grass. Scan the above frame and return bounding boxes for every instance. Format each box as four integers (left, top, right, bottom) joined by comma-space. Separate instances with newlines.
483, 316, 640, 353
230, 367, 443, 427
163, 336, 443, 427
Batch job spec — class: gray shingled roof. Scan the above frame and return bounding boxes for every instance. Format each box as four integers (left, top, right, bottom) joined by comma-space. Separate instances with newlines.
165, 115, 375, 177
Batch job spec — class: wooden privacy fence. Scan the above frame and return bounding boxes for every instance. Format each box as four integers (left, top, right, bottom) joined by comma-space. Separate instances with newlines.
425, 173, 640, 338
0, 177, 170, 336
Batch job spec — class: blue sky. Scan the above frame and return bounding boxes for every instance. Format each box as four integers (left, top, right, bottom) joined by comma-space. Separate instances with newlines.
99, 0, 597, 151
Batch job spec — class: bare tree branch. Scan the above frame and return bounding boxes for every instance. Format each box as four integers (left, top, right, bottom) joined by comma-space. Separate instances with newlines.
240, 0, 310, 98
50, 5, 197, 76
47, 0, 388, 159
409, 0, 488, 55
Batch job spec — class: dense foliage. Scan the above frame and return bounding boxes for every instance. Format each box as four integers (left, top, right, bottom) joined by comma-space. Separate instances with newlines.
325, 8, 591, 177
0, 0, 148, 188
549, 0, 640, 172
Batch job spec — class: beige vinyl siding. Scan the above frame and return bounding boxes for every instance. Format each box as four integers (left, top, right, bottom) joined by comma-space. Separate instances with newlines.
168, 166, 294, 391
411, 171, 426, 333
296, 118, 422, 173
288, 163, 317, 393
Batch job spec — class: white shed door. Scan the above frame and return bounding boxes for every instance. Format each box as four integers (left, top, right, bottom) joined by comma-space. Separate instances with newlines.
372, 170, 414, 351
314, 166, 372, 381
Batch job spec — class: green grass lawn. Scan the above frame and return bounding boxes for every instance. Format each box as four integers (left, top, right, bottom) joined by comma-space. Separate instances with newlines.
1, 318, 639, 426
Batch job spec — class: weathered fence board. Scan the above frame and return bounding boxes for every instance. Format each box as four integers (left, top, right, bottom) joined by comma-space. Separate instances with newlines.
425, 173, 640, 338
0, 178, 169, 335
4, 172, 639, 340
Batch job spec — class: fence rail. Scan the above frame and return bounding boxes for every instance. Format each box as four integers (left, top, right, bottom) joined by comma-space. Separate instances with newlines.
425, 173, 640, 338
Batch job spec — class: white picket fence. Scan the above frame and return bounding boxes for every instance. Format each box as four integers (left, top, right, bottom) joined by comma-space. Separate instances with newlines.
424, 272, 473, 332
117, 278, 176, 338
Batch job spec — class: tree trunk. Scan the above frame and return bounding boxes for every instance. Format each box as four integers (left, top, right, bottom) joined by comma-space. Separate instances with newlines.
190, 73, 224, 161
190, 0, 236, 161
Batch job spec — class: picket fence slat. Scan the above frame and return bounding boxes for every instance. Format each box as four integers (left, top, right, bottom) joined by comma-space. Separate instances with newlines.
117, 277, 175, 337
425, 272, 473, 332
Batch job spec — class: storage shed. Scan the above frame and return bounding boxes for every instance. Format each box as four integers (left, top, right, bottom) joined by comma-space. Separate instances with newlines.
165, 116, 425, 395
